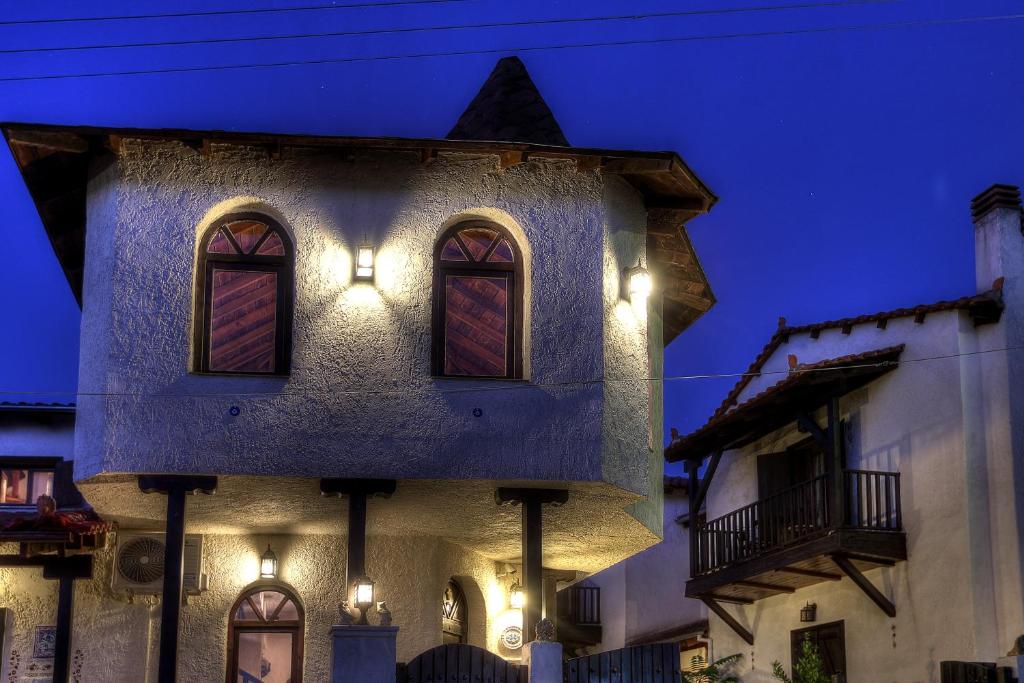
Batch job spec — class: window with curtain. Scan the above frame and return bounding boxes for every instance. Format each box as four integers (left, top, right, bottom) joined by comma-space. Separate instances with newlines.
432, 222, 523, 379
194, 214, 293, 375
227, 586, 304, 683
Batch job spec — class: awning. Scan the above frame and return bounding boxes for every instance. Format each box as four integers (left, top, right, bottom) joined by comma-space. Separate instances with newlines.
666, 345, 905, 462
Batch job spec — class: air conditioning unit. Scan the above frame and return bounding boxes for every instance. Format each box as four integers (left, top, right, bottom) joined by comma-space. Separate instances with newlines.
112, 532, 206, 595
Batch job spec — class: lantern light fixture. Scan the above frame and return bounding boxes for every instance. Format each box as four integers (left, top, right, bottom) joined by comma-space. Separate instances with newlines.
353, 576, 375, 624
800, 602, 817, 623
623, 259, 652, 301
259, 545, 278, 580
509, 579, 525, 610
354, 243, 375, 283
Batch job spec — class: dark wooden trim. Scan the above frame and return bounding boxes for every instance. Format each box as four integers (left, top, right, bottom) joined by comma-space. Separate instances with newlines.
319, 478, 397, 498
53, 576, 74, 683
796, 414, 828, 448
495, 488, 569, 507
690, 449, 721, 515
735, 580, 796, 594
138, 475, 216, 683
431, 220, 524, 380
704, 593, 754, 605
138, 475, 218, 496
226, 583, 305, 683
775, 566, 842, 581
523, 495, 542, 642
833, 552, 896, 567
193, 212, 294, 376
831, 554, 896, 617
700, 597, 754, 645
686, 459, 700, 578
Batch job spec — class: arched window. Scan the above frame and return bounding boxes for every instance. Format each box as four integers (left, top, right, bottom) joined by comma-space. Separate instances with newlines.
227, 585, 304, 683
432, 222, 523, 378
195, 213, 293, 375
442, 579, 468, 644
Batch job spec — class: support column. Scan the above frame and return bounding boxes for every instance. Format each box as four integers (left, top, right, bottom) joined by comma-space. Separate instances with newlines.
686, 459, 700, 578
320, 479, 396, 621
826, 396, 845, 527
138, 475, 217, 683
496, 488, 568, 643
40, 555, 92, 683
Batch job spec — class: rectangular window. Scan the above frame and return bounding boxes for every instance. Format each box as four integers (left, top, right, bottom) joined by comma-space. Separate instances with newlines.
791, 621, 846, 680
1, 468, 54, 505
443, 273, 510, 377
209, 268, 279, 373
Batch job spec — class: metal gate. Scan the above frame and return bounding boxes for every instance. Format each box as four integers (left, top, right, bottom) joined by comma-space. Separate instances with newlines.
397, 643, 525, 683
564, 642, 680, 683
940, 661, 1017, 683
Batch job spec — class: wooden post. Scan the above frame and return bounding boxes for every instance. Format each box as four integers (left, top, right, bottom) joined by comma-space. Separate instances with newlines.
827, 397, 845, 527
319, 478, 396, 616
37, 555, 92, 683
138, 475, 217, 683
347, 491, 367, 586
686, 459, 700, 577
495, 488, 568, 643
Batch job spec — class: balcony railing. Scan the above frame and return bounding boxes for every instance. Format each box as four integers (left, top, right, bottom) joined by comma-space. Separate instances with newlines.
692, 470, 901, 577
560, 585, 601, 626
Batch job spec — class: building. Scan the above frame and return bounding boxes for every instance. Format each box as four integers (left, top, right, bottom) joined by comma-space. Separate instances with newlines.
0, 57, 718, 682
573, 476, 709, 670
665, 185, 1024, 682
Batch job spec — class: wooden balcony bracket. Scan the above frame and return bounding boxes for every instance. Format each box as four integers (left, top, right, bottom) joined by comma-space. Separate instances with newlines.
831, 554, 896, 617
700, 596, 754, 645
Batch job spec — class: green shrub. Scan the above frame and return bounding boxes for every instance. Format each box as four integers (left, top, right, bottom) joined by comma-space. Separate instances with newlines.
682, 652, 742, 683
771, 637, 831, 683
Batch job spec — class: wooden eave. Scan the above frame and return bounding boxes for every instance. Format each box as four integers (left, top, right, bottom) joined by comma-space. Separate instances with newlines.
3, 122, 716, 346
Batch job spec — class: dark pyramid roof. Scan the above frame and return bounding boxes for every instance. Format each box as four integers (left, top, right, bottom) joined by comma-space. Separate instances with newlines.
447, 56, 570, 147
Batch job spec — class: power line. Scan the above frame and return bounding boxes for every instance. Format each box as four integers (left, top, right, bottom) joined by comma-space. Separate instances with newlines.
0, 0, 900, 56
0, 0, 476, 28
1, 342, 1020, 400
1, 10, 1020, 83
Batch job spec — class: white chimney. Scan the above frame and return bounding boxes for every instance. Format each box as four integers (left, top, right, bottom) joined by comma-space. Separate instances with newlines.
973, 184, 1023, 294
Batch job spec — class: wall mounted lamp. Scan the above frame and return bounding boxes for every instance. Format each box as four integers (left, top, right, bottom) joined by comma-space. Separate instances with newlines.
354, 243, 375, 283
353, 575, 375, 624
623, 259, 652, 301
260, 545, 278, 580
800, 602, 817, 623
509, 579, 525, 610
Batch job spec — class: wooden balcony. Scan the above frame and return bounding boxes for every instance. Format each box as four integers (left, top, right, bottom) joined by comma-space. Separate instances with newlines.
557, 585, 602, 650
686, 470, 906, 609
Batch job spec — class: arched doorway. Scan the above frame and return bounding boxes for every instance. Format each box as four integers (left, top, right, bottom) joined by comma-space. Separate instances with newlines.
442, 579, 468, 644
226, 584, 304, 683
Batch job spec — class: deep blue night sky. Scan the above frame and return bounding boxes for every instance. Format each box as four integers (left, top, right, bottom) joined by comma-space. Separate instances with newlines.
2, 1, 1023, 455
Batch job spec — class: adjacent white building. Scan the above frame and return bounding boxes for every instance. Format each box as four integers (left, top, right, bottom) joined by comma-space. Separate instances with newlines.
662, 184, 1024, 682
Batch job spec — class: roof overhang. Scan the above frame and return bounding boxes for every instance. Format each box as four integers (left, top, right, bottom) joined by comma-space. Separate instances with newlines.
666, 345, 905, 462
3, 122, 717, 344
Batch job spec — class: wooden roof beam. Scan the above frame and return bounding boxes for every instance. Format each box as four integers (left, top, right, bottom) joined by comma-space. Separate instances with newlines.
6, 129, 90, 154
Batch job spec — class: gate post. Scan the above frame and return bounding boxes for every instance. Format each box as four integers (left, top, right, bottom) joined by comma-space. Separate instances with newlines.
330, 625, 399, 683
523, 619, 563, 683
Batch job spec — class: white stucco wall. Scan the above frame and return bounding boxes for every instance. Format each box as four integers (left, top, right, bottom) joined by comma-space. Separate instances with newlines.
0, 532, 505, 682
74, 140, 657, 504
704, 304, 1023, 680
587, 492, 706, 652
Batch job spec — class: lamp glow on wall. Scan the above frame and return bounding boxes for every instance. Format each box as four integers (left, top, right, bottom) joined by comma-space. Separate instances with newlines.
353, 576, 375, 625
623, 259, 652, 302
354, 243, 375, 283
260, 545, 278, 580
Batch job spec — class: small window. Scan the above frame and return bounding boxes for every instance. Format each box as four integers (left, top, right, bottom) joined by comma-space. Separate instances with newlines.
432, 222, 523, 378
790, 621, 846, 681
1, 468, 54, 506
227, 586, 304, 683
195, 214, 293, 375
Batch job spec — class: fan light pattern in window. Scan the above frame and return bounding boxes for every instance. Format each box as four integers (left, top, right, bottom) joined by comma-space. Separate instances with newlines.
435, 224, 522, 379
234, 590, 300, 623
